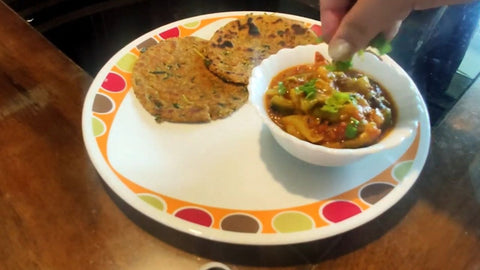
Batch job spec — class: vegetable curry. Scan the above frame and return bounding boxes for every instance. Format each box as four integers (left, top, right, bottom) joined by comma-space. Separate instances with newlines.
265, 52, 395, 149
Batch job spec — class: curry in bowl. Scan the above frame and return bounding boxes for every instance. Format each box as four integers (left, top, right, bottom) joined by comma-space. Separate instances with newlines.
265, 52, 395, 149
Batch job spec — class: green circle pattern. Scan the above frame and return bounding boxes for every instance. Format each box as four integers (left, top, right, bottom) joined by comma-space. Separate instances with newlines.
272, 211, 314, 233
138, 194, 165, 211
393, 160, 413, 182
116, 53, 137, 72
92, 117, 105, 137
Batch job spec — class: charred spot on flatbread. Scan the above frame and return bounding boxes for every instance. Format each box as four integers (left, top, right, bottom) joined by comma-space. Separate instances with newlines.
132, 36, 248, 123
206, 14, 319, 84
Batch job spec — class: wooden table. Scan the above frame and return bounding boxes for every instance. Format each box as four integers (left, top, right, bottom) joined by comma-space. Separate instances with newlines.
1, 1, 480, 269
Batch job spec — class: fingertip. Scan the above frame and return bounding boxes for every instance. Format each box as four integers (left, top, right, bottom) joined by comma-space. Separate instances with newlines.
328, 38, 354, 61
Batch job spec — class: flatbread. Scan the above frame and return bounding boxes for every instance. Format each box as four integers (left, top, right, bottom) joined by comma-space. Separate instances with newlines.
132, 36, 248, 123
206, 14, 320, 84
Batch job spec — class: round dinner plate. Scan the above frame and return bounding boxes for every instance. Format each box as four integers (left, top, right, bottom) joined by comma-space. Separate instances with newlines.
82, 11, 431, 245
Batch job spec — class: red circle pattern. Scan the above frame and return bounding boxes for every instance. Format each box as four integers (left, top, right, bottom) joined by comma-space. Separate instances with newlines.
174, 208, 213, 227
159, 27, 180, 39
101, 72, 126, 92
322, 201, 362, 223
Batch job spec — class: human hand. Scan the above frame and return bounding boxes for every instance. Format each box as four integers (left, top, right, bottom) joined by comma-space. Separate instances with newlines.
320, 0, 474, 61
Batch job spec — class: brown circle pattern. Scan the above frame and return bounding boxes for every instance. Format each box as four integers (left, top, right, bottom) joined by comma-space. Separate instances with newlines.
92, 93, 114, 114
136, 37, 157, 52
220, 214, 261, 233
360, 182, 395, 205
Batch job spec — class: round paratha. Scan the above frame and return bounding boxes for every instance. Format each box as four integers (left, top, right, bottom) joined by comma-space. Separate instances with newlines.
206, 14, 320, 84
132, 36, 248, 123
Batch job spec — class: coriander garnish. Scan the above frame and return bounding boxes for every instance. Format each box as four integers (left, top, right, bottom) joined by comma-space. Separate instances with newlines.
294, 79, 317, 99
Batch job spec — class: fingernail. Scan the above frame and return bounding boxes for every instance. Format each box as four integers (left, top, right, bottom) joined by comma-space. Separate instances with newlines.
329, 39, 353, 61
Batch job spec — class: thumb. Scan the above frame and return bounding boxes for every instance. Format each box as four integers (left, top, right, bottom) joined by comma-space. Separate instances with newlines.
328, 0, 411, 61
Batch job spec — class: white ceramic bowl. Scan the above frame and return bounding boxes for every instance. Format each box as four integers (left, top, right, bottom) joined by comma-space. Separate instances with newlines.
248, 44, 421, 166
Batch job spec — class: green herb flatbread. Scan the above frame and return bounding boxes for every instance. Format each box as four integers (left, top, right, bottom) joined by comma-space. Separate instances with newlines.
132, 36, 248, 123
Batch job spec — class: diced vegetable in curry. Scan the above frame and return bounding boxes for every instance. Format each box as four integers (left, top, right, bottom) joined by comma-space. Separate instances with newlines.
265, 52, 396, 149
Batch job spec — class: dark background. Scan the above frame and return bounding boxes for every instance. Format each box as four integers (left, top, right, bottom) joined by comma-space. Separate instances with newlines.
5, 0, 480, 126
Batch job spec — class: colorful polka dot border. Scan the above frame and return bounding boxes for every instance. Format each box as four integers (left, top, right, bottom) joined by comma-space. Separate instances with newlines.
89, 14, 421, 235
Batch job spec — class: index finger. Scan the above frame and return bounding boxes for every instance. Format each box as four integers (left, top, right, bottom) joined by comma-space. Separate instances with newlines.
320, 0, 353, 42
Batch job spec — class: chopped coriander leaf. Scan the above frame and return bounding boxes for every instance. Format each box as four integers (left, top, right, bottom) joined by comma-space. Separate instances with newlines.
277, 81, 287, 95
325, 34, 392, 72
321, 91, 354, 113
295, 79, 317, 98
325, 59, 353, 72
305, 91, 316, 99
369, 34, 392, 55
325, 64, 334, 72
